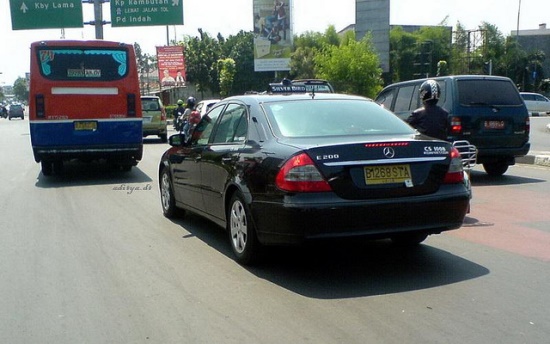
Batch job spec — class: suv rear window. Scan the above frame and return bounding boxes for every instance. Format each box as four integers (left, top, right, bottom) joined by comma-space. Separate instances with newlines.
457, 80, 523, 106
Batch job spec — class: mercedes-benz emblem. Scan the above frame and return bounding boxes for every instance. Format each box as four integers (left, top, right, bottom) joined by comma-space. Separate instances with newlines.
383, 147, 395, 158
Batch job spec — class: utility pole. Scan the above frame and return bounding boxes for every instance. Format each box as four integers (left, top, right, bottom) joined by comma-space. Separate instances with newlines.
83, 0, 110, 39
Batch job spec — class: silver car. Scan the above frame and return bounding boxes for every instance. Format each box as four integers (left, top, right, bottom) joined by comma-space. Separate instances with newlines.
520, 92, 550, 116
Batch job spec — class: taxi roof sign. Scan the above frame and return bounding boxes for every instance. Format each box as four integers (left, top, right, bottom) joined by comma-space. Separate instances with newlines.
268, 84, 308, 93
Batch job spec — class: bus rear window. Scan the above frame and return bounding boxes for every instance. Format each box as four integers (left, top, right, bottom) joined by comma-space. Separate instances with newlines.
36, 48, 129, 81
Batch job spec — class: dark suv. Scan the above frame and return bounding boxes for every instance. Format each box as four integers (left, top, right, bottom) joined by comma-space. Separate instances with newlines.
8, 104, 25, 120
376, 75, 530, 176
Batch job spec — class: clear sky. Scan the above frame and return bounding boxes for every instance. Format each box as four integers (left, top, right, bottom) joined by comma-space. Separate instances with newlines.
1, 0, 549, 85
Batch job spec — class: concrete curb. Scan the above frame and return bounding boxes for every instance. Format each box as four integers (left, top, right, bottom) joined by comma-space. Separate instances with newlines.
516, 151, 550, 167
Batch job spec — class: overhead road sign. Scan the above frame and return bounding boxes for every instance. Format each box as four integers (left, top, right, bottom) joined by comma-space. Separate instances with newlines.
9, 0, 83, 30
110, 0, 184, 27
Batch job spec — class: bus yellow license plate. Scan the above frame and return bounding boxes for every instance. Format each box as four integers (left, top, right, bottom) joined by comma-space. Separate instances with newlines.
364, 164, 412, 185
74, 121, 97, 131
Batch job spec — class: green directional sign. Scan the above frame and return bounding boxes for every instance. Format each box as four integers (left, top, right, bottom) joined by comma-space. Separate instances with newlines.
9, 0, 83, 30
111, 0, 184, 27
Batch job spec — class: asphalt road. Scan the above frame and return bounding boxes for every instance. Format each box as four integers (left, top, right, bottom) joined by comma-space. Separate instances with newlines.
1, 118, 549, 343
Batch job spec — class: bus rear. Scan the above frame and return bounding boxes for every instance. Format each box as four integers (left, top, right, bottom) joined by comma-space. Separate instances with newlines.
29, 40, 143, 175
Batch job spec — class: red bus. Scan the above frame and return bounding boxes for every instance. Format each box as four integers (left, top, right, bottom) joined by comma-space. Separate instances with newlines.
29, 40, 143, 176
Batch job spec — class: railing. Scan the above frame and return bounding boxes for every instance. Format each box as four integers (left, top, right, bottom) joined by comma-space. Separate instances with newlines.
452, 140, 477, 170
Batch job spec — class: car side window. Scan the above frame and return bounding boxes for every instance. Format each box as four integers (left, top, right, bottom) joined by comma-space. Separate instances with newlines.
376, 88, 395, 109
212, 104, 248, 144
194, 104, 224, 145
394, 85, 416, 112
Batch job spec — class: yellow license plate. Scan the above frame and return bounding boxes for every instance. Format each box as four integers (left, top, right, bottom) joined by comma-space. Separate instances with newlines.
364, 164, 412, 185
74, 121, 97, 131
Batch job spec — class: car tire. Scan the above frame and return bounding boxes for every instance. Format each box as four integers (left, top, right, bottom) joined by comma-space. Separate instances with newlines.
227, 192, 261, 265
41, 161, 52, 176
391, 232, 428, 246
160, 168, 184, 218
482, 161, 509, 176
160, 134, 168, 143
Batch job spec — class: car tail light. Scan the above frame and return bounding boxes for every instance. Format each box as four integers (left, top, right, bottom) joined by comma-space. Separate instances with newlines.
450, 116, 462, 135
275, 153, 332, 192
443, 148, 465, 184
525, 116, 530, 134
35, 94, 45, 118
161, 107, 166, 121
127, 93, 137, 117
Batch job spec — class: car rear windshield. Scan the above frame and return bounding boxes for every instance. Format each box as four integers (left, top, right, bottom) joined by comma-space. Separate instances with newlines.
36, 47, 129, 81
457, 79, 523, 106
264, 99, 414, 138
141, 98, 161, 111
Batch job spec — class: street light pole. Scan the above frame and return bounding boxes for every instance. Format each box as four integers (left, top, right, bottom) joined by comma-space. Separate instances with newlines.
516, 0, 522, 38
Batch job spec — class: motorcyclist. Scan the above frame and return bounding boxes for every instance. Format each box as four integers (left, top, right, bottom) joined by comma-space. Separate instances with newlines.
181, 97, 196, 137
406, 79, 449, 141
173, 99, 185, 131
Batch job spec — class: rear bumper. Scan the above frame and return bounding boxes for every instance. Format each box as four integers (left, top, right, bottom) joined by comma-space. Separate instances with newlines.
250, 185, 470, 245
33, 144, 143, 163
143, 125, 167, 136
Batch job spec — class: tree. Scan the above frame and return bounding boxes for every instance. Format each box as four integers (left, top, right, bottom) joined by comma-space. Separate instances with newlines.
217, 58, 236, 98
134, 43, 157, 95
315, 33, 383, 98
183, 29, 222, 98
222, 30, 273, 94
13, 77, 28, 103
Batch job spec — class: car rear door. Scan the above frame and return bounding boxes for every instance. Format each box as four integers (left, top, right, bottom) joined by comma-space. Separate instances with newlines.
455, 79, 529, 150
200, 103, 249, 221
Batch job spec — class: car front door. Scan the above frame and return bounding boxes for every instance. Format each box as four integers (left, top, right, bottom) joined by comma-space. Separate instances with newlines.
171, 104, 224, 213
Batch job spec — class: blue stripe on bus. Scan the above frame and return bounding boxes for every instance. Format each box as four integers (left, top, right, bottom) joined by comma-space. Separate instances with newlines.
29, 119, 143, 146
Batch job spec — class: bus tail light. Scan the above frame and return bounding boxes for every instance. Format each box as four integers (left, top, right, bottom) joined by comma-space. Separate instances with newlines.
127, 94, 137, 117
35, 94, 45, 118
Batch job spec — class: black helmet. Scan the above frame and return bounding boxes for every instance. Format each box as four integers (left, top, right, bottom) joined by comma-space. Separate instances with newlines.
187, 96, 196, 107
419, 80, 440, 103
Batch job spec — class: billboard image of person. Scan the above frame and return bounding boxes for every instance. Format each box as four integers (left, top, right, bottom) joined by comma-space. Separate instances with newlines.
253, 0, 293, 72
156, 46, 186, 88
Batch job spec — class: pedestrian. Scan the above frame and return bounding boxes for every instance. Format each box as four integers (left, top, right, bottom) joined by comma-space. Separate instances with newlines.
406, 79, 449, 141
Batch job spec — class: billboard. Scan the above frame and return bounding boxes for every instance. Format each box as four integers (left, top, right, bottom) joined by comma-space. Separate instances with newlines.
156, 46, 186, 88
253, 0, 293, 72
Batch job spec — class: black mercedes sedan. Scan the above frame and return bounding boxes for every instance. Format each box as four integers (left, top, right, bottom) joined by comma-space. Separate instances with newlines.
158, 90, 470, 265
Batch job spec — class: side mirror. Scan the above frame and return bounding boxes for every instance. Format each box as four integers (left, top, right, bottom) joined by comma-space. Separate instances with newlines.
169, 133, 186, 147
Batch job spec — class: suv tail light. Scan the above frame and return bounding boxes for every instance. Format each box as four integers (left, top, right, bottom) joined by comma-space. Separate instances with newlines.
525, 116, 530, 134
35, 94, 45, 118
127, 94, 137, 117
161, 107, 166, 121
275, 153, 332, 192
450, 116, 462, 135
443, 148, 465, 184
